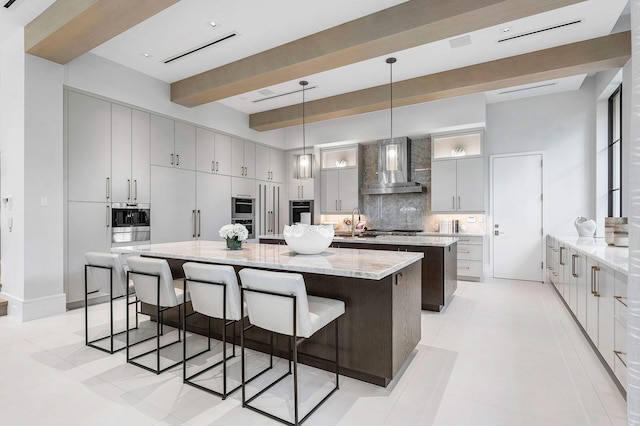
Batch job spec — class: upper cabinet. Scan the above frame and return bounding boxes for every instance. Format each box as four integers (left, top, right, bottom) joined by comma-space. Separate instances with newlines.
195, 128, 232, 175
231, 138, 256, 179
150, 115, 195, 170
67, 91, 112, 202
319, 145, 361, 214
111, 105, 150, 203
431, 130, 484, 213
256, 144, 285, 183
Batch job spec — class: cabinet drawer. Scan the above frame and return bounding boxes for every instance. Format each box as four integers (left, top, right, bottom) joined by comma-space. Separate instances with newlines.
458, 260, 482, 278
457, 244, 482, 261
614, 295, 628, 327
614, 318, 627, 389
456, 236, 482, 245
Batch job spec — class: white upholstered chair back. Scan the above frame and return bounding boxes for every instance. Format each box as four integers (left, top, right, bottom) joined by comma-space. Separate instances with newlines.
85, 252, 129, 298
126, 256, 180, 307
182, 263, 242, 321
238, 268, 313, 338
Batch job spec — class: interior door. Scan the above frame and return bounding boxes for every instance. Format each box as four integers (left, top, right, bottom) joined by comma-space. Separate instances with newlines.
492, 153, 543, 281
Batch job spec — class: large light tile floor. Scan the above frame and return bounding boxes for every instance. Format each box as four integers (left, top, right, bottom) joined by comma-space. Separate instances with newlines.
0, 278, 627, 425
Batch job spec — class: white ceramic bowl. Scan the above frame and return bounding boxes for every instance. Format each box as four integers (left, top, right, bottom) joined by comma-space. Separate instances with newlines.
283, 224, 334, 255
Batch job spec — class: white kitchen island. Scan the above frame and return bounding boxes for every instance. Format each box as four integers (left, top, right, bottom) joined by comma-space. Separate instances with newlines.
113, 240, 424, 386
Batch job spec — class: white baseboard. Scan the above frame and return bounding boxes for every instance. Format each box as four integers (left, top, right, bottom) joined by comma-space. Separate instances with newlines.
1, 292, 66, 322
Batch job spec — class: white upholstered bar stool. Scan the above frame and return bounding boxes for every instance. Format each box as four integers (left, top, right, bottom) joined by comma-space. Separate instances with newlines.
126, 256, 190, 374
84, 252, 138, 354
182, 263, 244, 399
238, 268, 345, 426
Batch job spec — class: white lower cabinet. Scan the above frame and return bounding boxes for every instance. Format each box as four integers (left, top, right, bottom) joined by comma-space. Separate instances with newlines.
456, 236, 483, 280
196, 172, 231, 240
613, 273, 627, 389
150, 166, 196, 244
67, 201, 112, 304
570, 250, 588, 328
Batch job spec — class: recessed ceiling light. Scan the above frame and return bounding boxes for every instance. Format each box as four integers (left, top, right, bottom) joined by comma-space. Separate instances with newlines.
141, 53, 151, 58
502, 27, 512, 33
209, 21, 217, 28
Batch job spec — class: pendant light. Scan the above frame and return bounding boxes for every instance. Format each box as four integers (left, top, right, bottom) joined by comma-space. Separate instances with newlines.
296, 80, 313, 179
384, 57, 400, 172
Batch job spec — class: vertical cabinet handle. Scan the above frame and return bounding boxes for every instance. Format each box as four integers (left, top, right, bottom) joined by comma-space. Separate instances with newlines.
457, 196, 461, 210
301, 185, 304, 199
171, 153, 174, 165
192, 210, 196, 237
559, 247, 565, 265
335, 200, 338, 211
571, 254, 578, 277
277, 186, 280, 233
452, 196, 455, 209
176, 154, 180, 166
106, 205, 110, 228
134, 180, 138, 201
591, 265, 600, 296
216, 161, 219, 172
106, 177, 110, 200
212, 161, 215, 172
127, 179, 131, 201
197, 210, 201, 237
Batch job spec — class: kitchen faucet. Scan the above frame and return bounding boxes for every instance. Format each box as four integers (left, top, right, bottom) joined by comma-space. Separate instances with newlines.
351, 207, 361, 238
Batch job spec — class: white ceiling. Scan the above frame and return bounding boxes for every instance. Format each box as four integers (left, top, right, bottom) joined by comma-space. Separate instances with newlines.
1, 0, 630, 118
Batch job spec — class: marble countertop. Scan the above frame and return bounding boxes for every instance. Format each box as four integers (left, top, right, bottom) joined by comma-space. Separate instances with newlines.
260, 234, 457, 247
112, 240, 423, 280
552, 236, 629, 275
417, 232, 485, 238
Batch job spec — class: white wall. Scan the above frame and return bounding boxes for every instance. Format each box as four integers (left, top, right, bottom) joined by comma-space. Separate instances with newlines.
65, 53, 285, 148
280, 93, 487, 149
485, 79, 597, 237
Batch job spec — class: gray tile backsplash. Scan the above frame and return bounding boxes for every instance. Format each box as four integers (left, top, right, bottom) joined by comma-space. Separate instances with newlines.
361, 137, 430, 230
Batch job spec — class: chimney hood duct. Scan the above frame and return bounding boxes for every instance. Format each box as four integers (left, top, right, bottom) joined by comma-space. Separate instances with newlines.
361, 137, 423, 195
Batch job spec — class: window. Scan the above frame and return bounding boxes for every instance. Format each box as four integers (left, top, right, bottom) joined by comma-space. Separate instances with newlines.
608, 85, 622, 217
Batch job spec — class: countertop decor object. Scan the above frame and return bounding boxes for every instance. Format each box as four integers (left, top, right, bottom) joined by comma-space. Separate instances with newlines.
283, 223, 334, 254
605, 217, 627, 245
219, 223, 249, 250
574, 216, 596, 237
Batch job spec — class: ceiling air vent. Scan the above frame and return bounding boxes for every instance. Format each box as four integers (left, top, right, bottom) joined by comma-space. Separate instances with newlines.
3, 0, 18, 8
498, 20, 582, 43
499, 82, 557, 95
252, 85, 318, 103
163, 32, 237, 64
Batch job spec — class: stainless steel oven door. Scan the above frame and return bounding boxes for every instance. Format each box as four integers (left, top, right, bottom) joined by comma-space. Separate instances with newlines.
232, 197, 254, 218
231, 218, 254, 239
112, 226, 150, 244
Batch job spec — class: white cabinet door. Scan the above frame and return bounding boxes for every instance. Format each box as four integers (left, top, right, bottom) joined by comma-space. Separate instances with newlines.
597, 263, 615, 368
214, 133, 232, 176
196, 127, 215, 173
255, 144, 270, 181
574, 251, 588, 328
231, 177, 256, 198
196, 172, 231, 240
150, 166, 196, 243
431, 160, 457, 212
131, 109, 150, 204
321, 170, 340, 213
231, 137, 245, 177
586, 257, 599, 345
456, 157, 484, 211
150, 114, 175, 167
270, 148, 285, 183
243, 141, 256, 179
67, 201, 112, 303
288, 150, 316, 200
111, 104, 132, 203
256, 182, 282, 235
174, 121, 196, 170
68, 91, 111, 202
339, 168, 359, 212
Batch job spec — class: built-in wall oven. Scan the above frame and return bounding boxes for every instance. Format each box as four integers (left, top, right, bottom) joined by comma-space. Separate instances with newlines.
111, 203, 150, 244
290, 200, 314, 225
231, 197, 255, 239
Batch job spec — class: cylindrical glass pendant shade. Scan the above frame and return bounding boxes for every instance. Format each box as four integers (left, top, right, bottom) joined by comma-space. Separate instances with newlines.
297, 153, 313, 179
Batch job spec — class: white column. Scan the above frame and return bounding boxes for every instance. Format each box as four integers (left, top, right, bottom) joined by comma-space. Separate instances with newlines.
628, 1, 640, 423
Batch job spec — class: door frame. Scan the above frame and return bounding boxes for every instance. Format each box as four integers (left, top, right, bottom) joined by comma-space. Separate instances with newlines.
489, 151, 545, 281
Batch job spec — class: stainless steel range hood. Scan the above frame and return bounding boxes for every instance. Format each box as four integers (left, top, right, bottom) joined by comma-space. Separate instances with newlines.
361, 137, 423, 195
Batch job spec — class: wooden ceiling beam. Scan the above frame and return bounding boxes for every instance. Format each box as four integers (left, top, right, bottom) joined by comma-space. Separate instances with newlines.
25, 0, 181, 64
171, 0, 585, 107
249, 31, 631, 131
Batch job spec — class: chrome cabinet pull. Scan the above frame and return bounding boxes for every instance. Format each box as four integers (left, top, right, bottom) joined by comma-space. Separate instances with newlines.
197, 210, 201, 237
571, 254, 578, 277
176, 154, 180, 166
106, 177, 110, 200
171, 153, 174, 165
134, 180, 138, 201
106, 205, 110, 228
192, 210, 196, 237
127, 179, 131, 200
452, 196, 455, 209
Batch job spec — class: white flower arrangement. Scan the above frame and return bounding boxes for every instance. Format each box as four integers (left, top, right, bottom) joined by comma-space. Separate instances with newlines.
219, 223, 249, 241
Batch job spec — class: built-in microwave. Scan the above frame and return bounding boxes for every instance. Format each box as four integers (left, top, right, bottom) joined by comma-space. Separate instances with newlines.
231, 197, 254, 218
111, 203, 150, 243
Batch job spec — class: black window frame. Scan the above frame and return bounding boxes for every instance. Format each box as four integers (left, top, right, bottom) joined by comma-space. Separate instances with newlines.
608, 84, 622, 217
